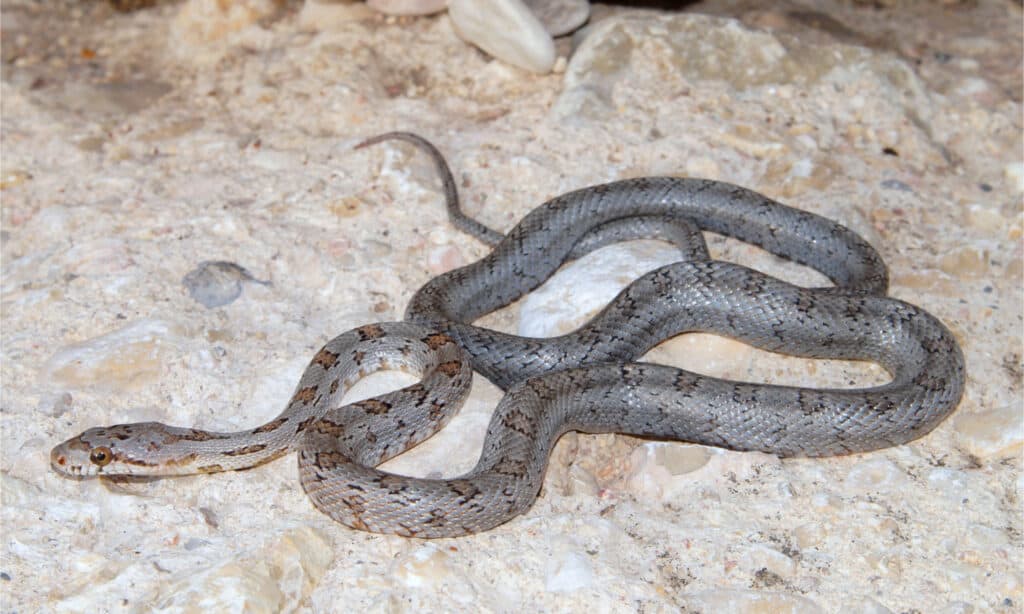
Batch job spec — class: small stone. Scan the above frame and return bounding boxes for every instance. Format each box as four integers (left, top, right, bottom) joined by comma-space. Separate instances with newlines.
623, 442, 781, 503
426, 245, 466, 273
43, 320, 176, 392
963, 203, 1007, 233
938, 246, 990, 278
392, 544, 455, 586
0, 169, 32, 190
843, 458, 907, 494
183, 261, 270, 308
156, 526, 333, 611
366, 0, 447, 15
926, 467, 975, 502
46, 80, 173, 117
172, 0, 281, 45
743, 544, 797, 580
880, 178, 914, 192
677, 590, 824, 613
838, 596, 894, 614
953, 404, 1023, 458
297, 0, 376, 30
524, 0, 589, 37
545, 549, 594, 593
449, 0, 556, 73
793, 522, 826, 549
1005, 162, 1024, 193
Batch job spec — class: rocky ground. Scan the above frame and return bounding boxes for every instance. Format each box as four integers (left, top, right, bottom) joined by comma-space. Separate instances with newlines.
1, 0, 1021, 612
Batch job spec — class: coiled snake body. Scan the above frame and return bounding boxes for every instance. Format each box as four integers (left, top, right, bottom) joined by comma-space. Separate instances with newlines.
51, 133, 965, 538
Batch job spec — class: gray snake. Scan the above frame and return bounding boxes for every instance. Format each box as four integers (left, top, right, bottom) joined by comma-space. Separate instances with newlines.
51, 132, 965, 538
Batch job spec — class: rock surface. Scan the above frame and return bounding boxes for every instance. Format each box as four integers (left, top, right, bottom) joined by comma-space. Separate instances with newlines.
1, 1, 1020, 612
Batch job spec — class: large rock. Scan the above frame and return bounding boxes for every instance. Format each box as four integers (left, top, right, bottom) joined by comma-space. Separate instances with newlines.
555, 13, 931, 124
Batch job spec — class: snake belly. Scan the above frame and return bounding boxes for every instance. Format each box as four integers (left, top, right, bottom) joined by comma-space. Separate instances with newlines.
51, 133, 965, 539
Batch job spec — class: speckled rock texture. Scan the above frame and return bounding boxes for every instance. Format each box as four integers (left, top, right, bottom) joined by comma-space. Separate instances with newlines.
1, 0, 1021, 611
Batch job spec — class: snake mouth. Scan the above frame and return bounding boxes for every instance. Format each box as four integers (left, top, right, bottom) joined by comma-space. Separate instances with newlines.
51, 463, 96, 479
50, 450, 98, 479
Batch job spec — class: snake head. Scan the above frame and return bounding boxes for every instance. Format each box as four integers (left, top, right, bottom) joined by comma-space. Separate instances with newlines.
50, 423, 170, 478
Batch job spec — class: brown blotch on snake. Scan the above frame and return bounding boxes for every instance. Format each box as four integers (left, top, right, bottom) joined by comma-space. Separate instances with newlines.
50, 132, 964, 538
221, 444, 268, 456
313, 348, 340, 369
251, 417, 289, 434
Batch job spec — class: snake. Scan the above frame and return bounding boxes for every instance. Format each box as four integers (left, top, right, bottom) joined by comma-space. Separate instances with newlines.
51, 132, 966, 538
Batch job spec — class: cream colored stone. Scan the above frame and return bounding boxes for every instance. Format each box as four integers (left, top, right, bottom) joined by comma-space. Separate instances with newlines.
953, 404, 1024, 458
623, 442, 781, 503
42, 320, 178, 392
677, 590, 825, 613
1004, 161, 1023, 192
524, 0, 590, 37
964, 203, 1008, 233
449, 0, 556, 73
155, 526, 333, 611
793, 522, 826, 549
843, 459, 907, 494
367, 0, 447, 16
298, 0, 376, 29
939, 246, 991, 278
172, 0, 279, 46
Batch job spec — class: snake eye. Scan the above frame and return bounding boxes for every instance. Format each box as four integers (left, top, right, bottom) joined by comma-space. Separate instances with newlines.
89, 446, 113, 467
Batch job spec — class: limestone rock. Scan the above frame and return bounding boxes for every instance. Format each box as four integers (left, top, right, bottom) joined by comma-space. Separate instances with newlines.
449, 0, 556, 73
555, 13, 931, 123
524, 0, 589, 37
953, 403, 1024, 458
367, 0, 447, 15
154, 526, 334, 612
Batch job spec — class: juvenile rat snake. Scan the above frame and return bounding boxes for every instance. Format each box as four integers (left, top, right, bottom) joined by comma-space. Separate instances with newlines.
51, 133, 965, 537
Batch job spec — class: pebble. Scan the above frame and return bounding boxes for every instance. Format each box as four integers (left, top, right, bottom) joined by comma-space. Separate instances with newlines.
953, 403, 1023, 458
524, 0, 589, 37
880, 178, 914, 192
677, 589, 824, 613
843, 458, 907, 494
1005, 162, 1024, 192
43, 319, 177, 391
963, 202, 1007, 233
172, 0, 280, 45
182, 260, 270, 308
938, 246, 990, 278
793, 522, 827, 549
393, 544, 455, 587
544, 549, 595, 592
367, 0, 447, 15
743, 544, 797, 580
297, 0, 376, 30
449, 0, 556, 73
623, 442, 782, 503
154, 526, 333, 612
838, 597, 894, 614
0, 169, 31, 190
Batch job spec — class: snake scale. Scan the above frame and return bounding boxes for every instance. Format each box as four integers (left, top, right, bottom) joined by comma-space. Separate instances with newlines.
51, 132, 965, 538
